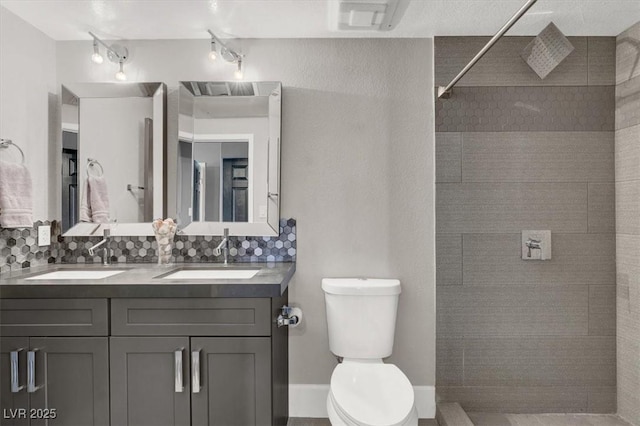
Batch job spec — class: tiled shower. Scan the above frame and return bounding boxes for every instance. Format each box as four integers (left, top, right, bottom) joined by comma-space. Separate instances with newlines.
435, 34, 624, 415
435, 24, 640, 424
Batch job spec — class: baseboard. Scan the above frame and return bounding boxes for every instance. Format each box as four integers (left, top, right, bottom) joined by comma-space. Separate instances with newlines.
289, 384, 436, 419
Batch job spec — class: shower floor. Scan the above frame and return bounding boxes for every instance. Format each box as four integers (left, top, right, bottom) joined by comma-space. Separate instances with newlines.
468, 412, 634, 426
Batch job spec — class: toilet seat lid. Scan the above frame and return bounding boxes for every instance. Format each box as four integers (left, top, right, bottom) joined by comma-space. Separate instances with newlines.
330, 363, 414, 426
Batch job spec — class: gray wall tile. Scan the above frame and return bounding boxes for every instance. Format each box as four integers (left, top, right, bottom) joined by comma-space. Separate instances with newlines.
616, 234, 640, 267
437, 386, 588, 413
462, 337, 615, 387
436, 132, 462, 182
615, 124, 640, 182
435, 86, 615, 133
462, 233, 615, 286
437, 285, 588, 337
616, 181, 640, 235
435, 37, 588, 87
436, 338, 464, 386
588, 38, 617, 86
615, 74, 640, 130
462, 132, 614, 183
436, 183, 588, 233
587, 387, 617, 413
589, 184, 616, 233
616, 22, 640, 84
589, 286, 616, 336
437, 234, 462, 286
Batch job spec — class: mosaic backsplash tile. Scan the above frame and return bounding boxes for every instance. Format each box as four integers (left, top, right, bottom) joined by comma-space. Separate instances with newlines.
1, 219, 296, 272
0, 221, 61, 273
436, 85, 615, 132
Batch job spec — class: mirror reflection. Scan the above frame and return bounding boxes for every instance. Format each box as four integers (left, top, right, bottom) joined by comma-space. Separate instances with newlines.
175, 81, 281, 236
61, 83, 166, 236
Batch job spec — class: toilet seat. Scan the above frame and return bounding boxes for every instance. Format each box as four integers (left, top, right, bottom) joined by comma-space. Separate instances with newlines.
329, 362, 415, 426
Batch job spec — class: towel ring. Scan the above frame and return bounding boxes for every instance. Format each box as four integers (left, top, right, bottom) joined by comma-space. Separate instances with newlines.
0, 139, 25, 165
87, 158, 104, 177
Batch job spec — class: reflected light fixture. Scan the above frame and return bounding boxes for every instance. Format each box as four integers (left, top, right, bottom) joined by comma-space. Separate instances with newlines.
207, 29, 244, 79
88, 32, 129, 81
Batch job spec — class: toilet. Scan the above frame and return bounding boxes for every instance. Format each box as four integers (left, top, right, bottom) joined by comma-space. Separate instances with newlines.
322, 278, 418, 426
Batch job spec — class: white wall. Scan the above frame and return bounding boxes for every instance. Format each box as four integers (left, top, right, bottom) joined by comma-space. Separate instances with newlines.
0, 6, 57, 220
79, 97, 152, 223
56, 37, 436, 416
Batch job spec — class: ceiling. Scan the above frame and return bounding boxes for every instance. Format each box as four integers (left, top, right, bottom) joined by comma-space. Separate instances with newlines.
1, 0, 639, 41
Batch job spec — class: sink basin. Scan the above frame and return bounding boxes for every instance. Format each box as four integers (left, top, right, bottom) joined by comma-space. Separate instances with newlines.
160, 269, 260, 280
26, 270, 127, 280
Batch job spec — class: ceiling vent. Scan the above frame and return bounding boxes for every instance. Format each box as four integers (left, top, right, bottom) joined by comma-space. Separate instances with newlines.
332, 0, 410, 31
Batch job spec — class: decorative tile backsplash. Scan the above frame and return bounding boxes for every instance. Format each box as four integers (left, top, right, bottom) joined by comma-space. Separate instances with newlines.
1, 219, 296, 273
0, 220, 61, 273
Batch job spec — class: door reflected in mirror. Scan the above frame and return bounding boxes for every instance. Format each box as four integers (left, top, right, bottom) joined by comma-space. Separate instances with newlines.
174, 81, 281, 236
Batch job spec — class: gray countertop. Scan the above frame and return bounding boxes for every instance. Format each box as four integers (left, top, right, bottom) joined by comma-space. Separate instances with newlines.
0, 262, 295, 298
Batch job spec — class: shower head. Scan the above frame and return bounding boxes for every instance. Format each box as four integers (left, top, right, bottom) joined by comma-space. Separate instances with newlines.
521, 22, 574, 79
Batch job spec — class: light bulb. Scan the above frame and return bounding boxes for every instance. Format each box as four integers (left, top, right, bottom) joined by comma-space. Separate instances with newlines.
234, 60, 243, 80
209, 40, 217, 61
115, 61, 126, 81
91, 41, 103, 64
91, 52, 104, 64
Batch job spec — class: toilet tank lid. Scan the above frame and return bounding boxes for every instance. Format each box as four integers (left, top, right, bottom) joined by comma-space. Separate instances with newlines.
322, 278, 401, 295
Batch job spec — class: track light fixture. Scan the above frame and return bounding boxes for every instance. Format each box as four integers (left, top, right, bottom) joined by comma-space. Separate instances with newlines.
207, 29, 244, 79
88, 32, 129, 82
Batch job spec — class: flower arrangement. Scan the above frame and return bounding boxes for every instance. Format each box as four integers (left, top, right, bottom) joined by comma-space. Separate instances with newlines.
152, 218, 177, 265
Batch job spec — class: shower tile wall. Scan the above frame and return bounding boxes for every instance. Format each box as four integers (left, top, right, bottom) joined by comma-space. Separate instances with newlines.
615, 21, 640, 426
435, 37, 617, 413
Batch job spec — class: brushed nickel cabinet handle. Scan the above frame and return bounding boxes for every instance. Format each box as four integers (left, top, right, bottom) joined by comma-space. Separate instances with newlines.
10, 350, 24, 393
174, 349, 184, 393
27, 350, 37, 393
191, 350, 201, 394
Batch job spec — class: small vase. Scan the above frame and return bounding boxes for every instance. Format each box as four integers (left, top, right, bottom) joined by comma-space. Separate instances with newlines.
155, 234, 174, 265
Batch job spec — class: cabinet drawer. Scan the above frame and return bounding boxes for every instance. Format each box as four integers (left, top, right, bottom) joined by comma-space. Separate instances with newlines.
0, 299, 108, 336
111, 298, 271, 336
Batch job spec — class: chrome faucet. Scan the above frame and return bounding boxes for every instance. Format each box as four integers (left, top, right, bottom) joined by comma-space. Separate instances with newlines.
88, 229, 112, 265
213, 228, 230, 264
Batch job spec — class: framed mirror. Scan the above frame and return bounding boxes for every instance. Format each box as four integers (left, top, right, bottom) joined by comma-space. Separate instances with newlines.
61, 82, 166, 236
172, 81, 281, 236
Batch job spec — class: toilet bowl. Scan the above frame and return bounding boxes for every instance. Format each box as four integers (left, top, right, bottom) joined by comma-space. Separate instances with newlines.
327, 361, 418, 426
322, 278, 418, 426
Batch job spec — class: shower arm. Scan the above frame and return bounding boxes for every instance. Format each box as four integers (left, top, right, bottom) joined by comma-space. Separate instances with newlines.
436, 0, 538, 99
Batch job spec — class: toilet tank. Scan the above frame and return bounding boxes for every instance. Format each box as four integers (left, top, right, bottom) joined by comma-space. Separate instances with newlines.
322, 278, 401, 359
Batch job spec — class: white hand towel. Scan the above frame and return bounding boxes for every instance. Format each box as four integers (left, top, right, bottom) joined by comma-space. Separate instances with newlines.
0, 160, 34, 228
88, 175, 110, 223
80, 179, 92, 222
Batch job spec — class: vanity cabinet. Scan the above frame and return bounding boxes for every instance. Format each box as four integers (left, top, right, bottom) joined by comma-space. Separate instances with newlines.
0, 292, 289, 426
0, 300, 110, 426
109, 297, 287, 426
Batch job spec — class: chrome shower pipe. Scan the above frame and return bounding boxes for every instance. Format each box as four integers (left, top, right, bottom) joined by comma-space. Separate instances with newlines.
436, 0, 538, 99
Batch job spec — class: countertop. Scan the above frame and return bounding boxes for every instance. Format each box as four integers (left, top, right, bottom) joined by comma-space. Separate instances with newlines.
0, 262, 295, 298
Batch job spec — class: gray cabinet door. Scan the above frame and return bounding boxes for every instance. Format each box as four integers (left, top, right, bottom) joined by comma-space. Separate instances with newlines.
1, 338, 29, 426
191, 337, 271, 426
28, 337, 109, 426
110, 337, 190, 426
